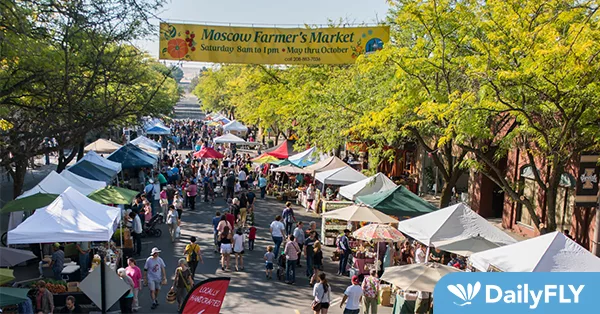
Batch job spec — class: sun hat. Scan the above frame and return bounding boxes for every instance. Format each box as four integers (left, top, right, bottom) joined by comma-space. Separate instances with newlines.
151, 247, 161, 255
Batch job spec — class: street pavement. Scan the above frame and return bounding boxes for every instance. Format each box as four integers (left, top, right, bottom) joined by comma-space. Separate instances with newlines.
134, 193, 395, 314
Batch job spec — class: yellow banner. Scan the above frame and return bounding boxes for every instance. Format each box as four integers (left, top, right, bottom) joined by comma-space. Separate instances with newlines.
159, 23, 390, 65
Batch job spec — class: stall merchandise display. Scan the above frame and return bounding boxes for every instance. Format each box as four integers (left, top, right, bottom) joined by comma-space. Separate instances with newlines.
322, 219, 348, 246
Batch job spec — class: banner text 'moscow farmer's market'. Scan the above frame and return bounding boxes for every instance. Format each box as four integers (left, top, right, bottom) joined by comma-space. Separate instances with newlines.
159, 23, 390, 65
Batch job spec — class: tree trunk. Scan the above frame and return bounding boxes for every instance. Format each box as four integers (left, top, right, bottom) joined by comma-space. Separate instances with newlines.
12, 160, 27, 199
440, 182, 453, 208
545, 167, 561, 233
56, 147, 78, 173
76, 141, 85, 161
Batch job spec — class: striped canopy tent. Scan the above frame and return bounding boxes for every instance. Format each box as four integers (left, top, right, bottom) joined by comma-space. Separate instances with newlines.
265, 140, 298, 159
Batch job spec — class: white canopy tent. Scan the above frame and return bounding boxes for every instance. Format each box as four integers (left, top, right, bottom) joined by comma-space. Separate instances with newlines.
315, 166, 367, 186
61, 170, 106, 195
469, 231, 600, 272
339, 172, 397, 200
78, 150, 122, 173
7, 187, 121, 245
130, 136, 161, 150
213, 133, 247, 144
288, 147, 317, 167
396, 203, 518, 248
304, 156, 348, 176
223, 120, 248, 133
84, 139, 122, 154
20, 170, 98, 198
269, 164, 310, 174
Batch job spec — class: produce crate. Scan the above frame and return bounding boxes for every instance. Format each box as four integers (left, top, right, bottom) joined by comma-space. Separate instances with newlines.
67, 281, 80, 292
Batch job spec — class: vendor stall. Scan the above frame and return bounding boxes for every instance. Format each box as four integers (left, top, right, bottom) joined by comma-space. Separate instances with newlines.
321, 204, 398, 246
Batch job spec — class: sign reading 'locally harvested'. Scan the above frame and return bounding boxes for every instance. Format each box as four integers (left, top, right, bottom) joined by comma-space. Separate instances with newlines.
159, 23, 390, 64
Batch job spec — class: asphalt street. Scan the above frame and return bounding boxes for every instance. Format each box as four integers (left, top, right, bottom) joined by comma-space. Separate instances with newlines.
134, 193, 394, 314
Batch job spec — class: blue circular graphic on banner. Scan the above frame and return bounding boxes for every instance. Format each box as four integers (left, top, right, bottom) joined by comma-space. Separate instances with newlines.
365, 38, 384, 53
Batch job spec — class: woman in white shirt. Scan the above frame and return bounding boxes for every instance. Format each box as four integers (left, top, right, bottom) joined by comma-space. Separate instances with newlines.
269, 215, 286, 257
312, 273, 331, 314
232, 228, 245, 271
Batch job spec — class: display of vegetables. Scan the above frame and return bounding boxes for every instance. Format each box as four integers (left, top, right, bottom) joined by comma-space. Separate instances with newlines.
34, 279, 67, 294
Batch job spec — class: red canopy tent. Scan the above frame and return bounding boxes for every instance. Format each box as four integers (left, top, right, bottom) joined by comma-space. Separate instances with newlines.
265, 140, 298, 159
193, 147, 225, 159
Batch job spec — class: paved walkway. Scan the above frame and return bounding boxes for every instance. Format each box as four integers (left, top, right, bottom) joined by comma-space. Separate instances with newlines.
128, 193, 394, 314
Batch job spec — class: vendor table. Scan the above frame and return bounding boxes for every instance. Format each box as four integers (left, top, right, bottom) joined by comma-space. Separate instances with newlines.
61, 263, 81, 281
321, 200, 354, 213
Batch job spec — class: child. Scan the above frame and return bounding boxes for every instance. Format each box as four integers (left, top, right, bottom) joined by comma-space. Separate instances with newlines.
245, 206, 255, 228
264, 245, 275, 279
248, 223, 257, 251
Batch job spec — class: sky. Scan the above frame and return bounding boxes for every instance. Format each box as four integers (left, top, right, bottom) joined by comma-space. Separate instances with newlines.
136, 0, 391, 76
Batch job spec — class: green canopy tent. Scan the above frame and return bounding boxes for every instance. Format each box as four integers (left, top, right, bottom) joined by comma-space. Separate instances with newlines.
356, 186, 438, 218
88, 186, 139, 205
0, 268, 15, 285
0, 193, 59, 214
0, 287, 30, 307
269, 159, 291, 166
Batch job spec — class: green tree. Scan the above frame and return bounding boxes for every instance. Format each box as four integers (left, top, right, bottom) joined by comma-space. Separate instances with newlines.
454, 0, 600, 232
0, 0, 177, 197
349, 0, 478, 207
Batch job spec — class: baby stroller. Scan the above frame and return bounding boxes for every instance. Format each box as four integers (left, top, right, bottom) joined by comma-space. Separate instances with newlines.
143, 213, 163, 237
276, 252, 287, 281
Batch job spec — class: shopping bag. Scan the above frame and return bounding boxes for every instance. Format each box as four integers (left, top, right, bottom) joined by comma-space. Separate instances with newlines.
175, 226, 181, 239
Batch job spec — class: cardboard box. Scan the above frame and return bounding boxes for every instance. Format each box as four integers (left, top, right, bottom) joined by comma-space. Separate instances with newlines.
67, 281, 80, 292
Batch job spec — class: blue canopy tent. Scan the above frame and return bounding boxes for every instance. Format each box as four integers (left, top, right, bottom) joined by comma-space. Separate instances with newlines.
146, 124, 171, 135
107, 144, 157, 169
67, 160, 116, 183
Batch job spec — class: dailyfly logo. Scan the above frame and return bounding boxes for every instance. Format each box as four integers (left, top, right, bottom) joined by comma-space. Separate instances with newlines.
435, 272, 597, 314
447, 282, 481, 306
447, 282, 584, 309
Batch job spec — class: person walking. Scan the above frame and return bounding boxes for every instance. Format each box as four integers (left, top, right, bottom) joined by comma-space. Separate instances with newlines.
284, 234, 300, 284
172, 259, 194, 311
248, 223, 257, 251
306, 184, 315, 212
311, 241, 324, 287
361, 269, 380, 314
232, 228, 245, 271
130, 212, 143, 256
337, 229, 352, 276
166, 205, 180, 242
144, 247, 167, 310
219, 226, 233, 271
126, 258, 142, 312
185, 179, 198, 211
184, 236, 203, 276
340, 276, 363, 314
293, 222, 305, 267
282, 202, 296, 236
212, 211, 222, 253
118, 268, 135, 313
304, 231, 317, 279
269, 215, 286, 257
312, 273, 331, 314
225, 171, 236, 200
258, 174, 267, 199
264, 245, 275, 279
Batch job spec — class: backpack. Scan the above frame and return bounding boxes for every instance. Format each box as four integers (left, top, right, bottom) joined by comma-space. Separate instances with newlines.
189, 244, 198, 262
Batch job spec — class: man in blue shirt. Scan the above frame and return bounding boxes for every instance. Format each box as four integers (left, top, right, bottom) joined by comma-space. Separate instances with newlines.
258, 174, 267, 199
212, 212, 221, 253
338, 229, 352, 276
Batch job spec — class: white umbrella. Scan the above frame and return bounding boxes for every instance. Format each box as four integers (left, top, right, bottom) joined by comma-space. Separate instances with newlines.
0, 247, 37, 267
321, 204, 398, 224
433, 236, 502, 256
380, 262, 462, 292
